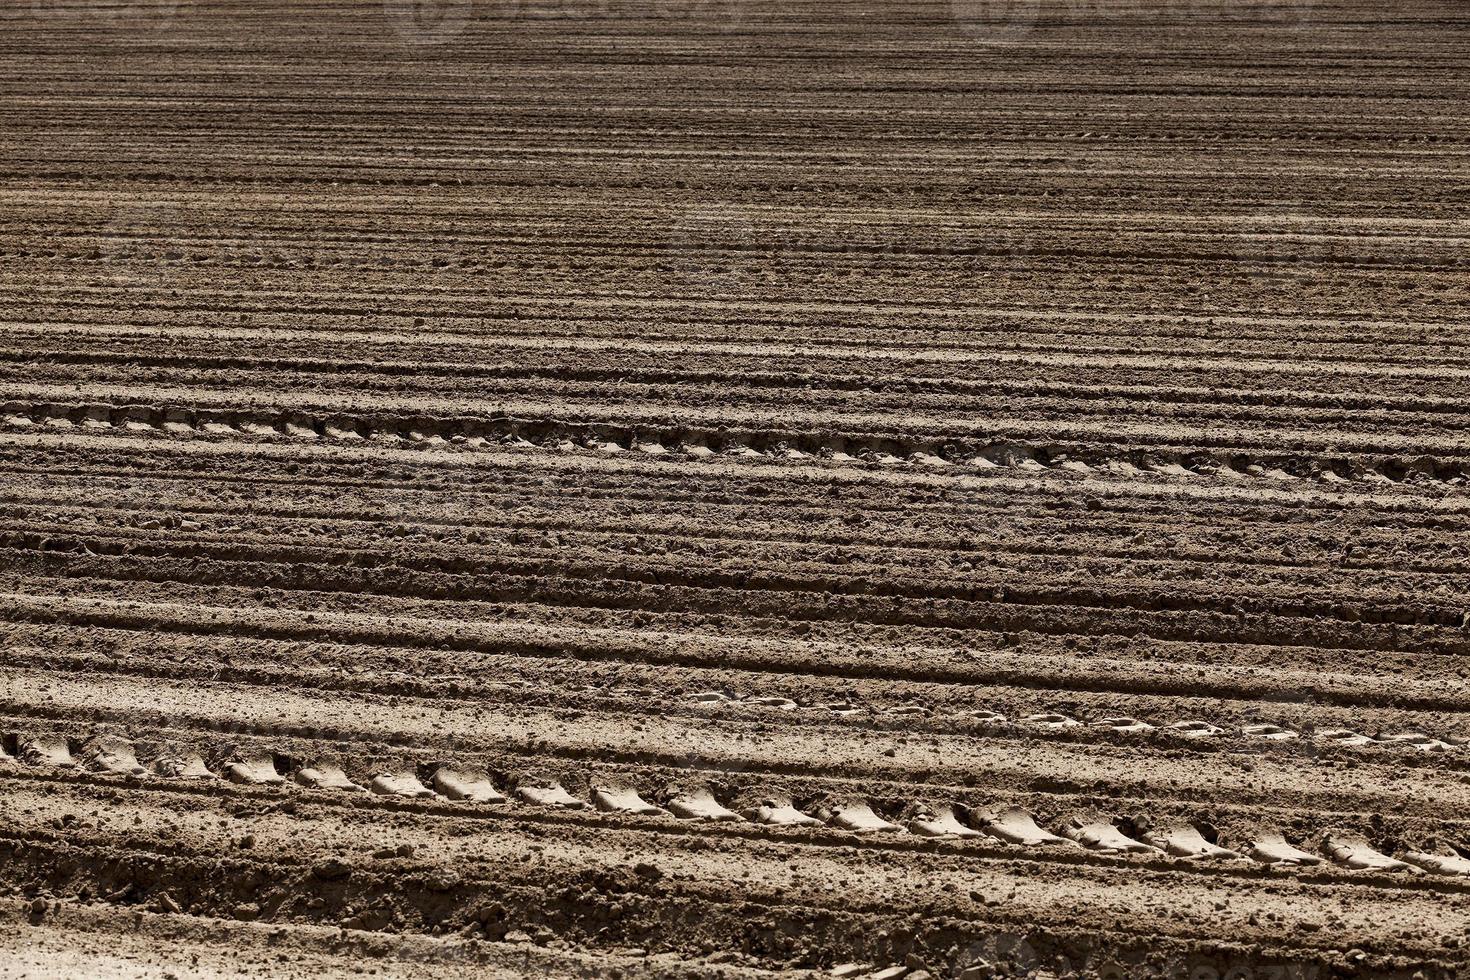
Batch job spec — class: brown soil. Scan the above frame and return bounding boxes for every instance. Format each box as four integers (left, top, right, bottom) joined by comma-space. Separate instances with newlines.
3, 0, 1470, 977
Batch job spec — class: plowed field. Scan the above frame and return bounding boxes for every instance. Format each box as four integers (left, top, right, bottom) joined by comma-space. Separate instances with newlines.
3, 0, 1470, 977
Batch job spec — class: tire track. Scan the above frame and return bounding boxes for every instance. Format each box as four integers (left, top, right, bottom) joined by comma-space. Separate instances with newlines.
5, 396, 1469, 488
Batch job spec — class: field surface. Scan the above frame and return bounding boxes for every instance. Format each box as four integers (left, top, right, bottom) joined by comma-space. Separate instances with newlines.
2, 0, 1470, 977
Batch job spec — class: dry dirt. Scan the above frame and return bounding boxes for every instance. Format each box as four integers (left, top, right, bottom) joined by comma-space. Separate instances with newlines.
2, 0, 1470, 977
